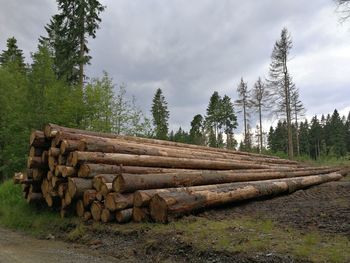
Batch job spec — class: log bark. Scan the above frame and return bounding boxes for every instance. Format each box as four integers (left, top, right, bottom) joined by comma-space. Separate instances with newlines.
115, 208, 133, 223
105, 193, 134, 212
83, 189, 97, 207
133, 207, 150, 222
79, 137, 298, 166
44, 124, 280, 160
72, 152, 270, 170
114, 167, 340, 193
68, 178, 93, 198
78, 163, 196, 178
62, 167, 76, 177
149, 173, 343, 223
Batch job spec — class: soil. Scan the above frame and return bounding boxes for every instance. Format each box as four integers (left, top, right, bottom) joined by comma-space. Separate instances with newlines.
1, 177, 349, 263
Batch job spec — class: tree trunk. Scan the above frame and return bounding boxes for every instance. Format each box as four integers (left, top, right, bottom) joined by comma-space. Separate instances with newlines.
72, 152, 271, 170
149, 173, 343, 223
68, 178, 93, 198
113, 167, 339, 193
115, 208, 133, 223
105, 192, 134, 212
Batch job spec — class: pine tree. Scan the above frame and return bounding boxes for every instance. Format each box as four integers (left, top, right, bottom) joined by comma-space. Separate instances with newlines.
205, 91, 222, 145
220, 95, 238, 149
298, 120, 310, 156
189, 114, 204, 145
329, 109, 346, 157
235, 78, 252, 147
309, 116, 322, 159
267, 28, 294, 159
251, 77, 270, 152
151, 88, 169, 140
42, 0, 105, 87
0, 37, 26, 72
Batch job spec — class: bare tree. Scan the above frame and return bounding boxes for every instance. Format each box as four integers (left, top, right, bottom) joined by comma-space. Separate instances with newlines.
235, 78, 252, 148
267, 27, 294, 159
291, 88, 306, 157
335, 0, 350, 21
252, 77, 271, 153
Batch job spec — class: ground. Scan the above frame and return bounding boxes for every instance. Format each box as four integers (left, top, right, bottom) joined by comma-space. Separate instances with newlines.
0, 176, 349, 262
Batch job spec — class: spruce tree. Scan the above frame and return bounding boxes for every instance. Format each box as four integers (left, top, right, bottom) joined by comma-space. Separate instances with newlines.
0, 37, 26, 71
205, 91, 222, 144
290, 88, 305, 156
346, 112, 350, 152
309, 116, 322, 159
220, 95, 238, 149
267, 28, 294, 159
42, 0, 105, 87
189, 114, 204, 145
329, 109, 346, 157
151, 88, 169, 140
298, 120, 310, 156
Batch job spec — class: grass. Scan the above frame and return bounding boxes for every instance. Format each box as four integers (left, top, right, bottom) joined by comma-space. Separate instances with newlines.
147, 217, 350, 263
0, 180, 77, 237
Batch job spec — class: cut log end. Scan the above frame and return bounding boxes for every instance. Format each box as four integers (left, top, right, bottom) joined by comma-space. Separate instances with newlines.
116, 208, 133, 223
76, 200, 85, 217
149, 194, 169, 223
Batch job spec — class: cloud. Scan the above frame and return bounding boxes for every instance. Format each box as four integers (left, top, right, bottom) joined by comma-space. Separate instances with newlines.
1, 0, 349, 133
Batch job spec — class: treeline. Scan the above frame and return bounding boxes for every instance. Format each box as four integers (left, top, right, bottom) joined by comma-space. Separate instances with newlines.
0, 1, 154, 181
268, 110, 350, 159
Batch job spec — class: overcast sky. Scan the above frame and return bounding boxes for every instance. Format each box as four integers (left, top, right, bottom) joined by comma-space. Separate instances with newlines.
1, 0, 350, 136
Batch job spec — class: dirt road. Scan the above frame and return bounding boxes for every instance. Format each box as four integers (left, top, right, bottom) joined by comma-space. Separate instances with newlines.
0, 227, 117, 263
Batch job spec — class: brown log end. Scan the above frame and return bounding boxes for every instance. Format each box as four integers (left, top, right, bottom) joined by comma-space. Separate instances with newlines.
83, 211, 92, 221
101, 208, 114, 223
149, 194, 169, 223
116, 208, 133, 223
91, 201, 103, 221
133, 207, 150, 222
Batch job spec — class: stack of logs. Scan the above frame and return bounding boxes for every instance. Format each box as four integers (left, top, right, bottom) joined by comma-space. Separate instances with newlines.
13, 124, 347, 223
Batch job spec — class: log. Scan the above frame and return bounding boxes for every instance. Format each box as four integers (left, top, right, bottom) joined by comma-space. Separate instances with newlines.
116, 208, 133, 223
30, 130, 50, 148
91, 201, 104, 221
105, 193, 134, 212
58, 155, 67, 165
60, 139, 79, 154
48, 156, 57, 171
92, 174, 117, 190
114, 167, 340, 193
79, 137, 298, 166
51, 176, 66, 189
78, 163, 197, 178
41, 151, 49, 164
58, 183, 67, 198
133, 207, 150, 222
68, 178, 93, 198
83, 211, 92, 221
83, 189, 97, 207
72, 152, 270, 170
65, 191, 72, 206
29, 146, 43, 157
101, 208, 114, 223
76, 200, 85, 217
55, 165, 66, 177
149, 173, 343, 223
100, 182, 112, 197
27, 191, 43, 204
32, 169, 45, 181
27, 157, 47, 169
44, 124, 280, 160
62, 166, 77, 177
13, 172, 25, 184
96, 192, 104, 201
41, 178, 49, 197
49, 147, 60, 157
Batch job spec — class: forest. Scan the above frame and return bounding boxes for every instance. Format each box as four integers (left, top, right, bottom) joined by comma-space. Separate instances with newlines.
0, 0, 349, 182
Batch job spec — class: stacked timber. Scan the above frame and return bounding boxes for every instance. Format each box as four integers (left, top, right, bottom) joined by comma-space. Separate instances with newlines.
13, 124, 347, 223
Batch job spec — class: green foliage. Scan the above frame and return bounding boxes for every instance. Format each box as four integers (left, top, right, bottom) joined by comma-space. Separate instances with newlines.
189, 114, 205, 145
151, 88, 169, 140
0, 37, 26, 71
0, 181, 76, 235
